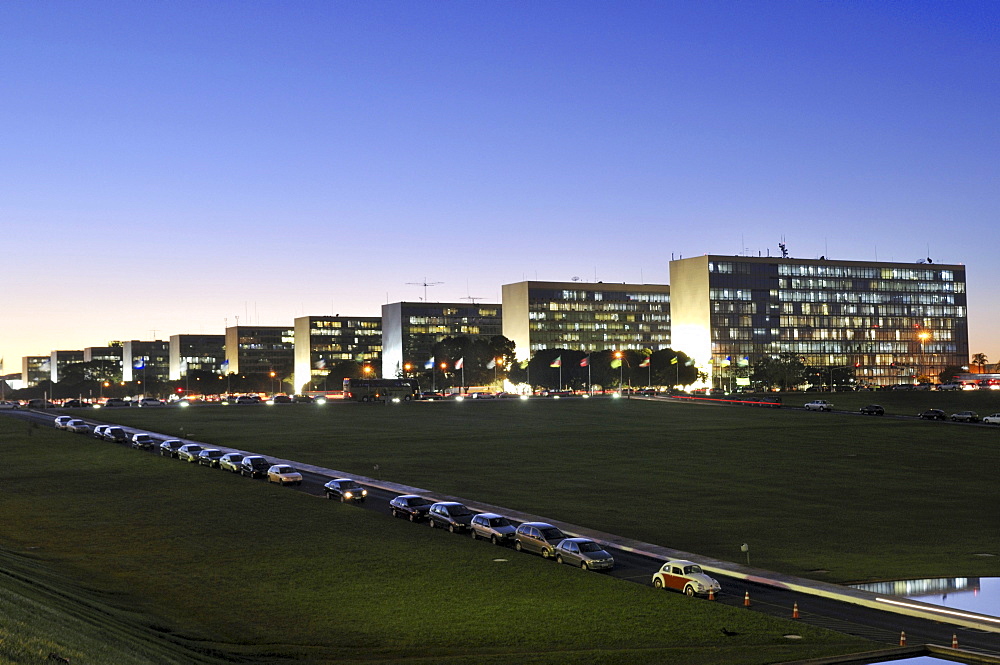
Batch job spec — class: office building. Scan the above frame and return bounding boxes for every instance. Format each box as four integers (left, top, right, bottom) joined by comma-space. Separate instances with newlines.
669, 255, 969, 386
502, 281, 671, 360
293, 316, 381, 392
21, 356, 50, 386
381, 302, 502, 378
169, 334, 226, 380
223, 325, 295, 378
49, 350, 85, 383
122, 341, 171, 383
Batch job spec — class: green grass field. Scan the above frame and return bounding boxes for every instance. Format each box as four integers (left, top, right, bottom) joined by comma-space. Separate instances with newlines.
93, 396, 1000, 583
0, 416, 872, 664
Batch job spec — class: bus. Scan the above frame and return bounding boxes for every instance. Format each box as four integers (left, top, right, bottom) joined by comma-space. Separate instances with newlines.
343, 378, 419, 402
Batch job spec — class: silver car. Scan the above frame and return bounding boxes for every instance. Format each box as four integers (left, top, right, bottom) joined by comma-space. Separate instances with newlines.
554, 538, 615, 571
514, 522, 566, 559
469, 513, 516, 545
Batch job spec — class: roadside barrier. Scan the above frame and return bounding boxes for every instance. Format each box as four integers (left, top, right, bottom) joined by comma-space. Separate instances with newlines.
792, 602, 799, 619
743, 591, 751, 607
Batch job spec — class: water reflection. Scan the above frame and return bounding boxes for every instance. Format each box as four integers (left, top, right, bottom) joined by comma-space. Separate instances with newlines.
850, 576, 999, 618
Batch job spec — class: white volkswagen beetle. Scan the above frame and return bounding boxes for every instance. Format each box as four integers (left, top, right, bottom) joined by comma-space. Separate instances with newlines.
651, 559, 722, 597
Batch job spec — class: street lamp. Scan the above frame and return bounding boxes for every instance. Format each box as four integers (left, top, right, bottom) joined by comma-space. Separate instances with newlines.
270, 370, 276, 395
917, 331, 931, 378
614, 351, 624, 395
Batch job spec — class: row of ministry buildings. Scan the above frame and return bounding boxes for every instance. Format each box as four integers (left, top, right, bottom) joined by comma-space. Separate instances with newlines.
17, 255, 969, 392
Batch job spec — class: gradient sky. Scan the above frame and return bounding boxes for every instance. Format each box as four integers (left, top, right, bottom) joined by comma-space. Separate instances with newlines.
2, 1, 997, 370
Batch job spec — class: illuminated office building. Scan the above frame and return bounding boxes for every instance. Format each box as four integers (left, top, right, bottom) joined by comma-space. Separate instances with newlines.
21, 356, 50, 386
381, 302, 502, 378
122, 341, 170, 383
293, 316, 381, 392
223, 326, 295, 378
169, 334, 226, 380
49, 350, 85, 383
669, 255, 968, 386
502, 281, 671, 361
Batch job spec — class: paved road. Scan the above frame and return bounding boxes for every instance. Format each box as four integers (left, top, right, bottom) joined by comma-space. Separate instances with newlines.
6, 407, 1000, 658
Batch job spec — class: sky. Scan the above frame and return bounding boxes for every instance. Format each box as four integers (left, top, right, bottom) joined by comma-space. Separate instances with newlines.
1, 1, 997, 370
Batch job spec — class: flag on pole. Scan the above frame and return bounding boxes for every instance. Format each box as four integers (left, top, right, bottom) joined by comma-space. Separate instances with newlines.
639, 357, 650, 368
670, 356, 678, 364
486, 358, 496, 369
610, 358, 622, 369
519, 359, 529, 369
455, 357, 464, 370
424, 357, 435, 370
550, 356, 561, 368
579, 356, 589, 367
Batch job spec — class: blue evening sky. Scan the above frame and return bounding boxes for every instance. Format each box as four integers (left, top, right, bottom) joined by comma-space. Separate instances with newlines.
1, 1, 997, 367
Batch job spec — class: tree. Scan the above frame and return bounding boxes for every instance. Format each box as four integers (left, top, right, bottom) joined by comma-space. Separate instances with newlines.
803, 364, 857, 388
972, 353, 989, 373
938, 365, 964, 384
752, 353, 806, 391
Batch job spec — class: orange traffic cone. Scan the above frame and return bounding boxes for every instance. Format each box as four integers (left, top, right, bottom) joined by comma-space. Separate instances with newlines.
899, 631, 906, 646
792, 602, 799, 619
743, 591, 751, 607
708, 588, 715, 601
952, 634, 958, 649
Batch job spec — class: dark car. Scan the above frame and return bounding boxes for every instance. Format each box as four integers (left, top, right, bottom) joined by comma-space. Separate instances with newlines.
323, 478, 368, 503
62, 399, 87, 408
389, 494, 434, 521
269, 395, 292, 404
417, 392, 445, 400
859, 404, 885, 416
102, 426, 130, 443
514, 522, 567, 559
427, 502, 475, 533
103, 397, 131, 408
240, 455, 271, 478
918, 409, 946, 421
130, 433, 155, 449
292, 395, 314, 403
197, 449, 225, 467
27, 399, 56, 409
159, 439, 183, 457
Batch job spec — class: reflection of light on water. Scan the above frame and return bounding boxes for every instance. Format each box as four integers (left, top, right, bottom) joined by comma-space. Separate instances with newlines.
849, 577, 999, 619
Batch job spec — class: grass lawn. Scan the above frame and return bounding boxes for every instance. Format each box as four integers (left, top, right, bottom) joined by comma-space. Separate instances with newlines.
93, 396, 1000, 584
0, 417, 873, 664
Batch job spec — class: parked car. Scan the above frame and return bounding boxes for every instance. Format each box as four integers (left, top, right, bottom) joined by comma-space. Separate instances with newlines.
233, 395, 259, 405
554, 538, 615, 571
138, 398, 165, 407
103, 398, 130, 408
950, 411, 980, 423
651, 560, 722, 597
130, 433, 155, 450
267, 465, 303, 485
918, 409, 946, 420
514, 522, 567, 558
324, 478, 368, 502
859, 404, 885, 416
92, 424, 110, 439
0, 401, 19, 409
176, 444, 205, 462
417, 392, 445, 400
219, 452, 245, 472
103, 426, 130, 443
27, 399, 55, 409
427, 502, 475, 533
197, 449, 225, 467
469, 513, 516, 545
53, 416, 74, 430
62, 399, 86, 408
389, 494, 434, 521
66, 419, 90, 434
240, 455, 271, 478
159, 439, 183, 457
804, 400, 833, 412
982, 413, 1000, 425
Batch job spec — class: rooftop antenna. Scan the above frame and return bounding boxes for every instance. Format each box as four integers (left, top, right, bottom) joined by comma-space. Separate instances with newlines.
461, 295, 484, 304
150, 329, 159, 340
778, 238, 789, 258
406, 277, 443, 302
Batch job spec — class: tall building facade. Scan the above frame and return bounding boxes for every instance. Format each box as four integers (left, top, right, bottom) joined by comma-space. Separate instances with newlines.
293, 316, 382, 392
223, 326, 295, 377
123, 341, 171, 383
169, 334, 226, 380
381, 302, 502, 378
502, 281, 671, 360
669, 255, 969, 386
49, 350, 85, 383
21, 356, 49, 386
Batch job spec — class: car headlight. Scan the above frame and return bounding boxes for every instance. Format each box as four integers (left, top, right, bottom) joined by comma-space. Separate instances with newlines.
344, 492, 353, 499
361, 489, 367, 496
